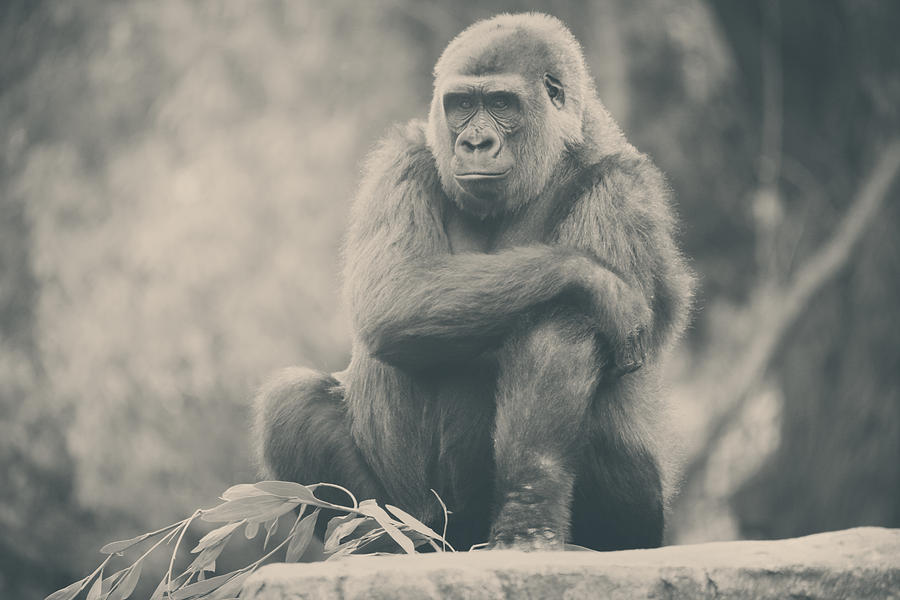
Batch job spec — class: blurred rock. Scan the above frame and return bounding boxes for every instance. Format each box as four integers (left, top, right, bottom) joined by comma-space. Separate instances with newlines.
243, 527, 899, 599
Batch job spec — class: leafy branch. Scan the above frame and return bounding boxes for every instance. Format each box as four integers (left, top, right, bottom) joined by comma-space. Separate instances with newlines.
45, 481, 454, 600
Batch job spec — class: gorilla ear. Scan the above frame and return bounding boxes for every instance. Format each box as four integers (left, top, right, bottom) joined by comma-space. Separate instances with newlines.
543, 74, 565, 109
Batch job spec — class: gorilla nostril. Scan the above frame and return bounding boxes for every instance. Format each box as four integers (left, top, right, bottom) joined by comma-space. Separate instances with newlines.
457, 128, 500, 155
459, 138, 493, 154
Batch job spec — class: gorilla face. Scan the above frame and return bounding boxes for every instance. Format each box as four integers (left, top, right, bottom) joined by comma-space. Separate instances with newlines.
426, 16, 585, 219
441, 78, 524, 201
431, 69, 572, 218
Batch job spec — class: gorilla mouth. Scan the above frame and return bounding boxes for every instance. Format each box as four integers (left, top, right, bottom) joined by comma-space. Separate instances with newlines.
454, 170, 510, 180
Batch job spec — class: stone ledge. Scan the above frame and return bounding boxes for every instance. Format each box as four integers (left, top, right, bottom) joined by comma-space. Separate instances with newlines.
242, 527, 900, 599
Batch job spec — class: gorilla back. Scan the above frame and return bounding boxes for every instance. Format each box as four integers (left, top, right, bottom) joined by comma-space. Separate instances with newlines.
254, 13, 694, 552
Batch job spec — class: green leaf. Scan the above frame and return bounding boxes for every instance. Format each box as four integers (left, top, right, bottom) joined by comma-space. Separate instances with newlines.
357, 500, 414, 554
102, 569, 125, 593
221, 483, 268, 501
107, 562, 142, 600
253, 481, 319, 502
191, 521, 243, 553
325, 517, 393, 560
208, 571, 252, 599
385, 504, 444, 541
323, 516, 367, 552
85, 572, 103, 600
149, 577, 167, 600
350, 527, 413, 555
244, 521, 260, 539
286, 509, 319, 562
200, 495, 299, 523
100, 532, 154, 555
324, 518, 382, 555
44, 578, 86, 600
149, 572, 187, 600
325, 537, 365, 561
392, 525, 437, 550
253, 501, 303, 524
169, 572, 233, 599
185, 540, 228, 574
323, 512, 354, 542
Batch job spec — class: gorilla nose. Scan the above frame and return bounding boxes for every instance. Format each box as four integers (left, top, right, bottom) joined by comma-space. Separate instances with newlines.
456, 128, 499, 156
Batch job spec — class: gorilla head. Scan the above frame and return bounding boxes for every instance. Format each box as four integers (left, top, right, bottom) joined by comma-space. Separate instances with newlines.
426, 14, 592, 217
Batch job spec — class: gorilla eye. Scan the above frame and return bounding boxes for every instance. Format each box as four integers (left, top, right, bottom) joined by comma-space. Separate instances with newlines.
490, 97, 508, 110
458, 98, 474, 110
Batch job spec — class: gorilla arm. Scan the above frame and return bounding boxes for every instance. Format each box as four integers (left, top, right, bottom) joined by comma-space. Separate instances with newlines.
345, 125, 597, 368
344, 125, 680, 372
556, 150, 695, 367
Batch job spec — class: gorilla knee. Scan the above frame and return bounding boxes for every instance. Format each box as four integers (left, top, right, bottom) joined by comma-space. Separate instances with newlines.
253, 367, 342, 481
494, 312, 601, 469
512, 312, 600, 398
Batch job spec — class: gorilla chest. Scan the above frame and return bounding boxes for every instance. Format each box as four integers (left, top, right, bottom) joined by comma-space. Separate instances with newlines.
444, 195, 560, 253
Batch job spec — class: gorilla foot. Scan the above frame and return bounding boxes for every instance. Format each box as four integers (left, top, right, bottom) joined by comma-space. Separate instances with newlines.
488, 526, 564, 552
488, 487, 568, 552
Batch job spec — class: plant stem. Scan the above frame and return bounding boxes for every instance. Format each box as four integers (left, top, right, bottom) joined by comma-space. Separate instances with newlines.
431, 489, 453, 552
166, 510, 201, 594
311, 482, 359, 510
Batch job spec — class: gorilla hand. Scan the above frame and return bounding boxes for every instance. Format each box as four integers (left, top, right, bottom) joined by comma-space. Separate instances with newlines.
569, 254, 652, 376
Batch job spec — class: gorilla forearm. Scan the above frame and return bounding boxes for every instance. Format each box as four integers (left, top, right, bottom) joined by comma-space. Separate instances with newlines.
341, 126, 647, 369
557, 151, 694, 365
349, 152, 684, 372
354, 245, 604, 368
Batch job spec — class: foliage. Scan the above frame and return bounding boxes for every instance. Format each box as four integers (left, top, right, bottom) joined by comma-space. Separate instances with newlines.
45, 481, 453, 600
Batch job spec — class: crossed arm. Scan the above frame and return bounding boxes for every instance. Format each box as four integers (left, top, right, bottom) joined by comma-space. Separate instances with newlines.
343, 133, 692, 371
355, 246, 620, 366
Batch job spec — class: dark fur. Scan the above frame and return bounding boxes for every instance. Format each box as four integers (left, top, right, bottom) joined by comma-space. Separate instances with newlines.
254, 13, 693, 551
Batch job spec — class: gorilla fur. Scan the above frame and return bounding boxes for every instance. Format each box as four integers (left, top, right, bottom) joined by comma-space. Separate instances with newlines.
254, 12, 694, 552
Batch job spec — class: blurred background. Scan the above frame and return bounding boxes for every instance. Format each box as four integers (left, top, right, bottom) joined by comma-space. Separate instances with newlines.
2, 0, 899, 598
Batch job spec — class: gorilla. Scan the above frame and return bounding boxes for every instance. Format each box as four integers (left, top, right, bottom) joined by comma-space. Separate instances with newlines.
255, 13, 694, 552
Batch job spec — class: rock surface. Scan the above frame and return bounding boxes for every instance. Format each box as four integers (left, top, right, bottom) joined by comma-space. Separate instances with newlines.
242, 527, 900, 599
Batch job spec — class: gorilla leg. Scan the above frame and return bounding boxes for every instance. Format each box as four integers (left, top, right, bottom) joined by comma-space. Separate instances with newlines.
570, 374, 664, 549
253, 367, 384, 502
489, 311, 601, 549
570, 415, 664, 550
